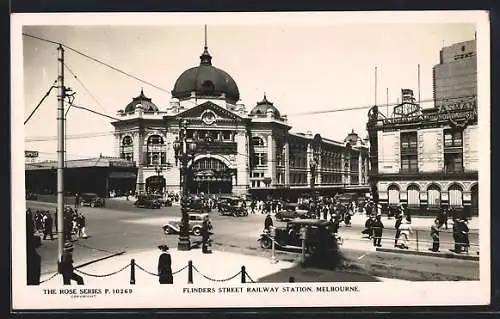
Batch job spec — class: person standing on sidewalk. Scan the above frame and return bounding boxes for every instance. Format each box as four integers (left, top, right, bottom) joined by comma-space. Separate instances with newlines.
61, 243, 84, 285
398, 218, 412, 249
77, 212, 88, 239
27, 234, 42, 285
157, 245, 173, 284
264, 214, 273, 231
372, 215, 384, 247
201, 215, 212, 253
394, 214, 403, 248
429, 219, 440, 252
42, 212, 54, 240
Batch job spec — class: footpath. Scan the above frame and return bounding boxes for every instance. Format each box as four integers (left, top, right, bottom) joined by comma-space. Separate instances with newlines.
39, 246, 404, 286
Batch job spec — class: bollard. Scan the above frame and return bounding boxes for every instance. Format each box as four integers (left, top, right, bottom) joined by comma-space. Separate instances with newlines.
188, 260, 193, 284
241, 266, 246, 283
289, 276, 295, 283
415, 229, 419, 252
130, 259, 136, 285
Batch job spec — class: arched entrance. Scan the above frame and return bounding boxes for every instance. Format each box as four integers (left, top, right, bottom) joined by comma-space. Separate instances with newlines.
471, 184, 478, 216
146, 175, 166, 194
189, 157, 234, 194
387, 184, 400, 207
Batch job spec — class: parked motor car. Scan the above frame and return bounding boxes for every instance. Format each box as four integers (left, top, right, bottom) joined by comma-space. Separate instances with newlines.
80, 193, 105, 208
275, 203, 316, 221
162, 212, 212, 236
258, 219, 340, 254
148, 194, 172, 207
134, 194, 162, 209
217, 196, 248, 217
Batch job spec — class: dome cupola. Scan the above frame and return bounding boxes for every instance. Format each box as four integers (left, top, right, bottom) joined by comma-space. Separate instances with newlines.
249, 94, 282, 119
124, 89, 159, 114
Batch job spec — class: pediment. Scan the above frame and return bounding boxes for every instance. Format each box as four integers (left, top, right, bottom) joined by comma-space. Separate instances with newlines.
175, 101, 246, 124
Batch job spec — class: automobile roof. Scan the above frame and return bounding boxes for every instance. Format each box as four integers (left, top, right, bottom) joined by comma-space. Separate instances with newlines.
287, 219, 332, 226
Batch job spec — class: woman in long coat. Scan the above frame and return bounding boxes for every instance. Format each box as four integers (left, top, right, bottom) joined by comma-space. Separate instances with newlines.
157, 245, 173, 284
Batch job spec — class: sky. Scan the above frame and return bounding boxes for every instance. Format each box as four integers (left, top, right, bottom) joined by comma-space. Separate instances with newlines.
18, 13, 478, 161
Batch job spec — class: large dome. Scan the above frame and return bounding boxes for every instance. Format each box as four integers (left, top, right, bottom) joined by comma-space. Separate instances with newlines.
171, 47, 240, 104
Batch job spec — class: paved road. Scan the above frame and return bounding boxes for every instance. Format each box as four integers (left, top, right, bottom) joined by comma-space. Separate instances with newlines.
26, 201, 479, 281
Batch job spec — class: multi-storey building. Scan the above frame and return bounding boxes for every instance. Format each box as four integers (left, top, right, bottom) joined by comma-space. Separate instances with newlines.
367, 87, 478, 217
111, 39, 369, 199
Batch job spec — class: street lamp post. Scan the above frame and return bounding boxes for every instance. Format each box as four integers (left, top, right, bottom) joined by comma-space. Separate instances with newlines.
173, 119, 197, 251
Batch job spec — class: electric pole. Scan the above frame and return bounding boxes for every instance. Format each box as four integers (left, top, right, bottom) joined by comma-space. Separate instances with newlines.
57, 44, 65, 270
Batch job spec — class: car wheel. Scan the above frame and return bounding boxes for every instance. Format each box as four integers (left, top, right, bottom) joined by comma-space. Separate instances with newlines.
90, 202, 95, 208
260, 238, 272, 249
192, 227, 201, 236
163, 226, 172, 234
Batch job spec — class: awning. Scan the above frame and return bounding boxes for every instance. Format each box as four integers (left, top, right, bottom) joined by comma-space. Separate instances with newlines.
109, 171, 137, 179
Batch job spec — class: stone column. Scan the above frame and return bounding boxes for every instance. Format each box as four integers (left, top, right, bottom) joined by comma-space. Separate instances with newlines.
234, 130, 249, 195
358, 152, 362, 185
284, 140, 290, 186
267, 134, 276, 185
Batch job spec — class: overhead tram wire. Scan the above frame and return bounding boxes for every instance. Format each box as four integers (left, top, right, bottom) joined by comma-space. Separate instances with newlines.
23, 32, 170, 95
24, 80, 58, 125
63, 62, 107, 113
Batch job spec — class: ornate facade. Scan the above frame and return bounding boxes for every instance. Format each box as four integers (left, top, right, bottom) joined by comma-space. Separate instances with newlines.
111, 40, 369, 198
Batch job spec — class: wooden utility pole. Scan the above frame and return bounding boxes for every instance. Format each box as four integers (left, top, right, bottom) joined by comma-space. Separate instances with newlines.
57, 44, 66, 270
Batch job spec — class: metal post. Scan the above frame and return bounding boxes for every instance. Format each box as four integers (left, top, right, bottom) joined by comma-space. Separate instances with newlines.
241, 266, 246, 283
178, 120, 191, 251
300, 227, 307, 267
271, 227, 278, 264
188, 260, 193, 284
415, 229, 419, 252
130, 259, 136, 284
56, 44, 65, 272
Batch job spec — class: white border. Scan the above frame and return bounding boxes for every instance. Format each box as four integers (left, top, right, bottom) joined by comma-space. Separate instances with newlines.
12, 11, 491, 309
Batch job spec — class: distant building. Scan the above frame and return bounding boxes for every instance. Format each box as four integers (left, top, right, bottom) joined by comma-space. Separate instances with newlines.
111, 33, 369, 199
25, 156, 137, 197
367, 85, 478, 217
433, 39, 477, 109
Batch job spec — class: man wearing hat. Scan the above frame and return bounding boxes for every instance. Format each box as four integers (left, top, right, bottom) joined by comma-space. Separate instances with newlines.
61, 242, 84, 285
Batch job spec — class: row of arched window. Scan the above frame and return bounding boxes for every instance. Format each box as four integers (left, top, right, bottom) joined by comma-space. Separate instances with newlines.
387, 183, 478, 209
120, 135, 167, 166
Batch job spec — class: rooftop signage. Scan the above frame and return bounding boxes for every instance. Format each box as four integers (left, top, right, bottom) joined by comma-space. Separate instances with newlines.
383, 108, 477, 126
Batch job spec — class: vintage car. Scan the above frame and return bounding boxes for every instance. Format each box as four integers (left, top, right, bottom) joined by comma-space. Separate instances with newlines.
134, 194, 162, 209
162, 213, 212, 236
79, 193, 105, 208
258, 219, 340, 253
148, 194, 172, 207
217, 196, 248, 217
275, 203, 316, 221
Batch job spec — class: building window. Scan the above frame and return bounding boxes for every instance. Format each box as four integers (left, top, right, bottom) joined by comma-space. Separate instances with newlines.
449, 184, 463, 208
146, 135, 166, 166
251, 136, 265, 147
388, 184, 400, 206
120, 136, 134, 161
252, 153, 267, 167
222, 131, 232, 141
401, 131, 417, 149
401, 131, 418, 173
407, 184, 420, 208
427, 185, 441, 208
444, 129, 463, 147
444, 153, 463, 173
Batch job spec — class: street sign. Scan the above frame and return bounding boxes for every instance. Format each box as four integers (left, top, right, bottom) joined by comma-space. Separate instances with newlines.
25, 150, 39, 158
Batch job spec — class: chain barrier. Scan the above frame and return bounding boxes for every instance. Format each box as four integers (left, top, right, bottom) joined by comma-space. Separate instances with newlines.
172, 264, 189, 275
40, 272, 59, 284
134, 263, 158, 277
192, 265, 242, 283
75, 262, 130, 278
244, 271, 256, 283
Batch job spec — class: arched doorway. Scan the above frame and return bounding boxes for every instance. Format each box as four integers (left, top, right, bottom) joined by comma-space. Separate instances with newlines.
407, 184, 420, 208
449, 184, 463, 208
189, 157, 235, 194
146, 175, 166, 194
387, 184, 400, 207
471, 184, 478, 216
